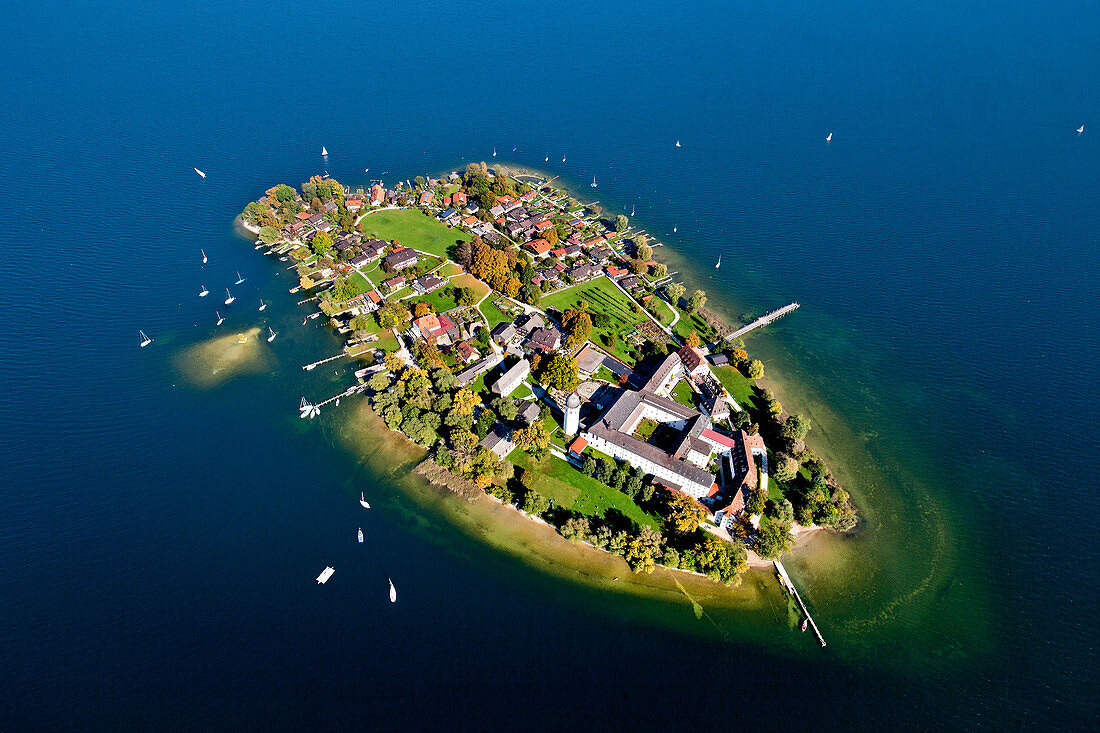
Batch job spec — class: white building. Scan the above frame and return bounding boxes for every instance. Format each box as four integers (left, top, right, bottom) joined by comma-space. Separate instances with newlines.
564, 393, 580, 435
491, 359, 530, 397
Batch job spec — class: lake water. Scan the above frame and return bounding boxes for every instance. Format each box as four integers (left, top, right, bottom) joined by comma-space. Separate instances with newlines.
0, 0, 1096, 728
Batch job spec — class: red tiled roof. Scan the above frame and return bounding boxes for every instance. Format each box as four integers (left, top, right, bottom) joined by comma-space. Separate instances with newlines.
528, 239, 552, 254
700, 429, 737, 449
569, 436, 588, 454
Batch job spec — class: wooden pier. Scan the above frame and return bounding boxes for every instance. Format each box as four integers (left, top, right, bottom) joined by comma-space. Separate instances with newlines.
302, 351, 348, 371
725, 302, 800, 341
774, 560, 826, 647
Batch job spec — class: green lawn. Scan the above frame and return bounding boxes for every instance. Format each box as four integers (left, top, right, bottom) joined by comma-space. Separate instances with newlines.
510, 452, 661, 530
407, 286, 463, 314
594, 365, 618, 382
541, 276, 654, 364
672, 310, 716, 342
648, 297, 675, 326
346, 271, 372, 297
712, 365, 756, 410
357, 260, 384, 285
359, 208, 470, 260
670, 379, 696, 409
479, 299, 509, 330
361, 319, 398, 352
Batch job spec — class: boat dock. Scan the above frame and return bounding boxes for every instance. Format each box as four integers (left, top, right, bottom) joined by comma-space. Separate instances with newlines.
774, 559, 826, 647
315, 383, 365, 408
302, 351, 348, 371
725, 302, 800, 342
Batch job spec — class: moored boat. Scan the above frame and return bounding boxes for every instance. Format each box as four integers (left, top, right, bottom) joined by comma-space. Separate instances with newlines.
316, 566, 334, 584
357, 528, 364, 543
139, 330, 152, 347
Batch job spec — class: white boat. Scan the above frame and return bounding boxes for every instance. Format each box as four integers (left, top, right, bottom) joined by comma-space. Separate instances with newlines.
258, 299, 266, 312
359, 492, 370, 509
321, 146, 328, 156
235, 271, 246, 285
194, 167, 206, 178
826, 132, 833, 142
673, 226, 677, 233
224, 289, 235, 305
357, 528, 363, 543
364, 168, 369, 173
1078, 125, 1085, 135
631, 204, 635, 216
590, 175, 597, 188
544, 156, 549, 161
335, 398, 340, 406
267, 327, 276, 342
715, 255, 721, 269
199, 285, 209, 297
675, 140, 681, 147
492, 146, 497, 157
201, 248, 207, 264
139, 330, 152, 348
562, 155, 566, 162
216, 311, 224, 326
316, 566, 335, 584
388, 578, 397, 603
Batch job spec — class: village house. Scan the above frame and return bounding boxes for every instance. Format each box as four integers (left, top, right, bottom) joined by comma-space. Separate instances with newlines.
517, 401, 541, 425
491, 322, 518, 345
478, 424, 515, 461
527, 239, 553, 257
382, 275, 405, 293
383, 248, 419, 272
411, 313, 459, 346
413, 274, 445, 294
677, 345, 708, 379
453, 340, 480, 365
527, 326, 562, 353
370, 184, 385, 205
491, 359, 530, 397
438, 207, 459, 224
451, 190, 467, 207
418, 191, 433, 206
345, 197, 363, 212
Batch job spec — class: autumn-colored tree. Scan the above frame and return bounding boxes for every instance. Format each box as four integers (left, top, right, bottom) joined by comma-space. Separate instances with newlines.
651, 263, 667, 279
542, 228, 559, 247
413, 301, 434, 318
538, 353, 579, 392
299, 275, 315, 289
685, 331, 701, 349
730, 348, 748, 366
665, 491, 706, 534
746, 359, 764, 379
561, 308, 592, 351
452, 388, 481, 416
513, 421, 550, 458
503, 277, 522, 298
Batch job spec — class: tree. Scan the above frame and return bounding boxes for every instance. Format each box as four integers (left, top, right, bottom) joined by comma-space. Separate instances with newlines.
581, 455, 596, 476
625, 476, 643, 497
594, 458, 614, 484
539, 353, 579, 392
608, 531, 629, 556
456, 287, 477, 306
729, 348, 748, 366
685, 331, 701, 349
773, 455, 800, 482
513, 421, 550, 458
745, 489, 766, 516
746, 359, 765, 379
503, 277, 522, 298
651, 263, 667, 279
687, 289, 707, 313
636, 243, 653, 262
452, 388, 480, 416
561, 517, 590, 543
273, 184, 296, 202
258, 226, 279, 244
520, 282, 541, 306
522, 489, 551, 516
661, 547, 680, 568
766, 398, 783, 417
665, 282, 685, 305
665, 491, 706, 533
732, 410, 750, 429
770, 498, 795, 524
311, 231, 333, 256
562, 308, 592, 351
493, 397, 518, 422
756, 521, 795, 560
466, 446, 504, 488
369, 372, 392, 392
456, 239, 473, 269
615, 214, 629, 232
413, 301, 434, 318
781, 413, 811, 441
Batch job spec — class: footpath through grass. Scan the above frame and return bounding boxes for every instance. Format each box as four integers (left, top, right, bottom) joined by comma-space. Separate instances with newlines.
359, 208, 470, 260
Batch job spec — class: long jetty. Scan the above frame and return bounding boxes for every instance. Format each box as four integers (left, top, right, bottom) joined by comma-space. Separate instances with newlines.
774, 560, 826, 647
725, 302, 800, 341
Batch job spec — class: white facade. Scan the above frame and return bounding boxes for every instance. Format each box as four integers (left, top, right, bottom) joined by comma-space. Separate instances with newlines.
564, 393, 580, 435
581, 431, 713, 499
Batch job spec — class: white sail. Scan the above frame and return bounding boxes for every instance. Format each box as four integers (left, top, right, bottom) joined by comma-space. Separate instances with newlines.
321, 146, 328, 156
675, 140, 681, 147
359, 492, 371, 509
1078, 125, 1085, 134
388, 578, 397, 603
139, 330, 152, 347
258, 299, 266, 312
201, 248, 207, 264
826, 132, 833, 142
715, 255, 721, 269
199, 285, 208, 297
194, 168, 206, 178
267, 327, 276, 342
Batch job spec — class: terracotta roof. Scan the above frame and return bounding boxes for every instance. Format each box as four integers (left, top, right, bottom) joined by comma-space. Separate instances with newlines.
569, 436, 588, 454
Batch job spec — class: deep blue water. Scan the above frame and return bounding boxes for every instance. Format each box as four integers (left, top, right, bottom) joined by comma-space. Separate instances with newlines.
1, 0, 1097, 728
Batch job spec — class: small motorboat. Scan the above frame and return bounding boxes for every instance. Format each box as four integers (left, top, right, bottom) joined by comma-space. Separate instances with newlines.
801, 619, 809, 632
673, 226, 677, 233
388, 578, 397, 603
316, 566, 334, 584
359, 492, 371, 509
194, 167, 206, 178
357, 528, 364, 544
492, 146, 497, 157
544, 156, 549, 161
139, 330, 152, 348
199, 284, 209, 297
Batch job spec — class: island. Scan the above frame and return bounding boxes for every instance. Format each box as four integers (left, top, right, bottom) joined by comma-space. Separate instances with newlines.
241, 163, 857, 589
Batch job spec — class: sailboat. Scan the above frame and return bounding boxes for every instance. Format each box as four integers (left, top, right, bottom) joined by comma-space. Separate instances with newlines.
590, 175, 597, 188
492, 146, 497, 157
199, 284, 209, 297
224, 289, 235, 305
562, 155, 566, 162
544, 156, 549, 162
388, 578, 397, 603
139, 330, 152, 348
216, 311, 224, 326
673, 226, 677, 233
258, 299, 266, 312
1077, 125, 1085, 135
201, 249, 207, 264
359, 492, 370, 509
321, 146, 328, 156
194, 168, 206, 178
675, 140, 681, 147
826, 132, 833, 142
631, 204, 635, 216
357, 528, 364, 544
715, 255, 721, 269
267, 327, 276, 342
235, 271, 246, 285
